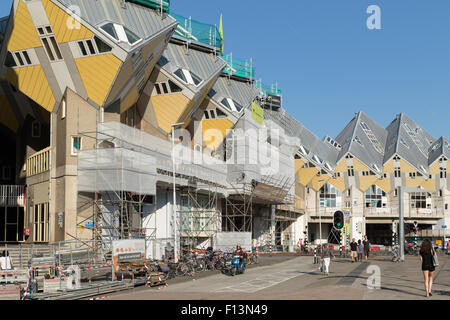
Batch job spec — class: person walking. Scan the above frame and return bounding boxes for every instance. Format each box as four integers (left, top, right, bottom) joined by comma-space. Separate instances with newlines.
350, 238, 358, 263
0, 250, 14, 270
363, 235, 371, 261
357, 239, 363, 262
420, 239, 437, 297
320, 243, 335, 276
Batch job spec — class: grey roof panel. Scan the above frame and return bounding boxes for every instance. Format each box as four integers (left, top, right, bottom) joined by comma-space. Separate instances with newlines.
56, 0, 176, 50
158, 43, 226, 92
384, 113, 435, 173
428, 136, 450, 165
210, 77, 259, 110
335, 111, 388, 174
264, 107, 339, 170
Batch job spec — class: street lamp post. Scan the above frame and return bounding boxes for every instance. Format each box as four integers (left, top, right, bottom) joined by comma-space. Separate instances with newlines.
172, 122, 185, 263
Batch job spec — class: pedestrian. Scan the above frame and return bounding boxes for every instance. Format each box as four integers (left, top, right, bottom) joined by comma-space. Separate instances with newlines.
420, 239, 437, 297
350, 238, 358, 263
0, 250, 14, 270
363, 235, 371, 261
320, 243, 335, 276
357, 239, 363, 262
446, 240, 450, 255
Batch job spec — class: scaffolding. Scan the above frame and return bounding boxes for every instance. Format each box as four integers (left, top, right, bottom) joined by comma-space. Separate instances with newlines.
76, 111, 297, 256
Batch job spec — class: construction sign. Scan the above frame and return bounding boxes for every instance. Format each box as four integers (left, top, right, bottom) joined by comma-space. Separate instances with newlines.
251, 102, 264, 125
112, 239, 146, 280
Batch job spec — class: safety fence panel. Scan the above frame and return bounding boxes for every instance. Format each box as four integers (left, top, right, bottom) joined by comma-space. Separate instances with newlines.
171, 13, 222, 49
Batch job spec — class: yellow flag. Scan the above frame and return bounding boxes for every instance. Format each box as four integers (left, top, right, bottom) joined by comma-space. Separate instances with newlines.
219, 14, 224, 56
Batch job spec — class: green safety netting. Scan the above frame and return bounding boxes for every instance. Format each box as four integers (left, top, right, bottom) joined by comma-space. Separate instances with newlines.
255, 79, 282, 97
170, 13, 222, 50
222, 55, 255, 80
126, 0, 170, 12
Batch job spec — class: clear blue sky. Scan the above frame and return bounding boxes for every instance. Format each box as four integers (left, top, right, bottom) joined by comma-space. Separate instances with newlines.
1, 0, 449, 139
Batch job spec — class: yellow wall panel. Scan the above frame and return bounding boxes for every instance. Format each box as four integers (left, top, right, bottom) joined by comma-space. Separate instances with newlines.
7, 0, 42, 51
429, 161, 439, 175
359, 176, 378, 192
311, 174, 330, 191
383, 159, 394, 174
75, 54, 121, 106
447, 161, 450, 174
421, 179, 436, 191
42, 0, 93, 43
295, 159, 305, 174
202, 118, 233, 150
0, 96, 18, 133
329, 177, 346, 192
406, 177, 425, 188
298, 167, 318, 186
400, 159, 417, 173
151, 93, 189, 134
6, 65, 55, 112
335, 159, 347, 172
375, 178, 391, 193
353, 158, 371, 172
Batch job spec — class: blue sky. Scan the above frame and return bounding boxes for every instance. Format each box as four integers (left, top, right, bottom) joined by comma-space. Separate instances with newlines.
1, 0, 449, 139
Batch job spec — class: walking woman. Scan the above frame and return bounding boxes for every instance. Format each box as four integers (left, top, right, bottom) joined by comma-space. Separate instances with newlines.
362, 235, 371, 261
420, 239, 436, 297
320, 243, 335, 276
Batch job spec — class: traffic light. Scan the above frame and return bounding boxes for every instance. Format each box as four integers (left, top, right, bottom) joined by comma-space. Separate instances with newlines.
333, 211, 344, 230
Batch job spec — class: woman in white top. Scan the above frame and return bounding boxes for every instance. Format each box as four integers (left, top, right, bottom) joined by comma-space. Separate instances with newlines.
0, 250, 14, 270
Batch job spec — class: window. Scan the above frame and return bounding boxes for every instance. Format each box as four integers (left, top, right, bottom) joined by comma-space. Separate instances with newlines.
365, 185, 386, 208
204, 111, 210, 120
216, 108, 227, 118
360, 122, 384, 155
446, 204, 448, 210
220, 98, 243, 113
14, 52, 24, 66
154, 84, 161, 95
31, 121, 41, 138
394, 189, 398, 197
409, 172, 416, 178
347, 166, 354, 177
38, 25, 63, 61
4, 51, 16, 67
353, 136, 363, 146
100, 23, 142, 46
319, 183, 342, 208
394, 167, 401, 178
209, 110, 216, 119
61, 98, 66, 119
299, 146, 309, 156
345, 154, 353, 159
33, 203, 49, 242
94, 36, 112, 53
161, 82, 168, 94
168, 80, 182, 93
71, 137, 82, 155
78, 41, 88, 56
86, 39, 96, 55
440, 168, 447, 179
410, 192, 431, 209
347, 189, 351, 197
173, 68, 203, 87
439, 190, 443, 197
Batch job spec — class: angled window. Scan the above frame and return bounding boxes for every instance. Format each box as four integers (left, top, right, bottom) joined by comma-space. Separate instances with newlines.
360, 122, 384, 155
220, 98, 243, 113
168, 80, 182, 93
204, 111, 210, 120
216, 108, 227, 118
100, 23, 119, 41
173, 68, 203, 87
4, 51, 16, 67
160, 82, 168, 94
299, 145, 310, 156
100, 23, 142, 47
94, 36, 112, 53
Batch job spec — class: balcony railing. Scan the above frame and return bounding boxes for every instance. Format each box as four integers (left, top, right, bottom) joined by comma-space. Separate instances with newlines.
26, 147, 50, 177
308, 207, 338, 217
364, 207, 444, 218
0, 185, 25, 207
